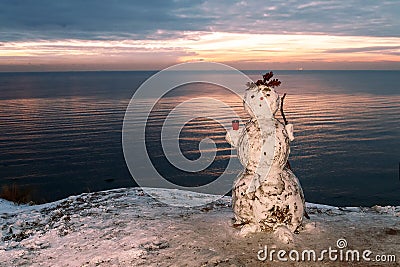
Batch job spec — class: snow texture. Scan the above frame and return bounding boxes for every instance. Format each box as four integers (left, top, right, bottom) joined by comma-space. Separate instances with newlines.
1, 187, 399, 266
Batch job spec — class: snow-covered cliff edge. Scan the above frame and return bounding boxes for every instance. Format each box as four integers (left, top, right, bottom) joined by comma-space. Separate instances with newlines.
1, 188, 399, 266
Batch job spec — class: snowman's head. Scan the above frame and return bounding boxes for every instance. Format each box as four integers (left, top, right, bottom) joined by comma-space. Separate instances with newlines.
243, 83, 280, 119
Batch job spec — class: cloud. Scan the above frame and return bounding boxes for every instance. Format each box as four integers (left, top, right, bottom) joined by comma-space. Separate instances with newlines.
203, 0, 400, 37
1, 1, 399, 70
0, 0, 399, 42
0, 0, 213, 41
3, 32, 398, 64
324, 46, 400, 54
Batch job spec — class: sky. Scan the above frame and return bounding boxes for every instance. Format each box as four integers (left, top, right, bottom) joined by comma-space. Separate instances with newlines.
0, 0, 399, 71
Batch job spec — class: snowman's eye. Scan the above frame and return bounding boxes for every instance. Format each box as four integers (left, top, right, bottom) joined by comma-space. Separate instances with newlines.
266, 94, 270, 96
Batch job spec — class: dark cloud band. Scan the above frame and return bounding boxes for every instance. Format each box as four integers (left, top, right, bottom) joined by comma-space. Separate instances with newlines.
0, 0, 399, 41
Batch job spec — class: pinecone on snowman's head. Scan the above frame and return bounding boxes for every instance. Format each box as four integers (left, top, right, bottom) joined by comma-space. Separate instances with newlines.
256, 71, 281, 88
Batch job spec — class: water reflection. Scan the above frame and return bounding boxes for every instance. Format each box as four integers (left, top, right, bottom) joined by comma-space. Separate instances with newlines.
0, 71, 399, 206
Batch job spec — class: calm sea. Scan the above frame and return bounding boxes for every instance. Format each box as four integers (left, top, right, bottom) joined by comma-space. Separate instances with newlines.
0, 70, 399, 206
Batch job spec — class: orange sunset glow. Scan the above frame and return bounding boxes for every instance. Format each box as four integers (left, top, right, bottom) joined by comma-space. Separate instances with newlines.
1, 1, 399, 71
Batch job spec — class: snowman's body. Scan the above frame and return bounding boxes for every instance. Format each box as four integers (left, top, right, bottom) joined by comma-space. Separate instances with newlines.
226, 83, 305, 241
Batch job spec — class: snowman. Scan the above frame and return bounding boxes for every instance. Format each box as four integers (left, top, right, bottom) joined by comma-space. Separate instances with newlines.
226, 72, 306, 243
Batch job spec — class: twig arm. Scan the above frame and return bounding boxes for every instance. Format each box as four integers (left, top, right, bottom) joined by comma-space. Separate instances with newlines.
280, 93, 288, 125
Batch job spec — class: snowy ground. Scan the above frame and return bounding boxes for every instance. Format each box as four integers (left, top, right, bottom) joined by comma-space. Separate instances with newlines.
0, 187, 399, 266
